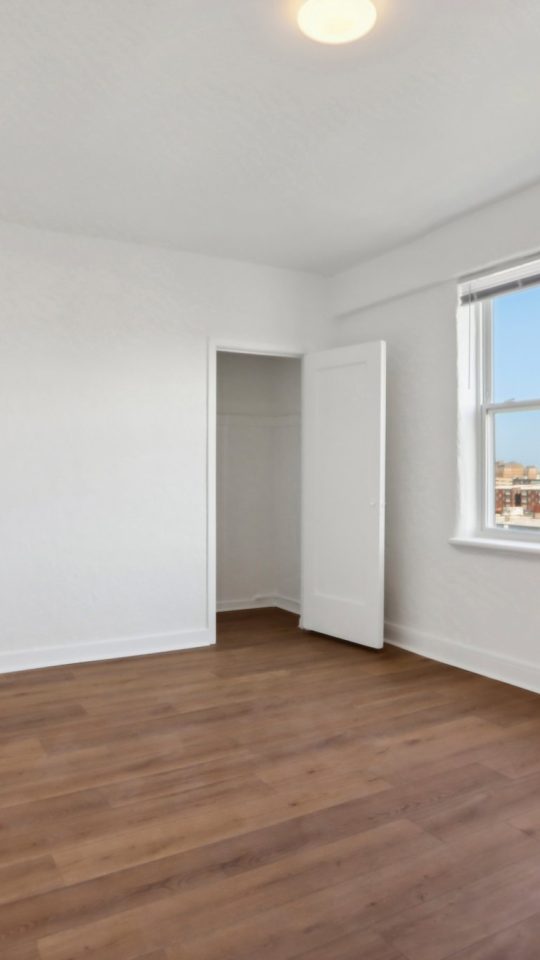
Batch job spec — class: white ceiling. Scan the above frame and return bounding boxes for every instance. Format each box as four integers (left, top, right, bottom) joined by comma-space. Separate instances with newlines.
1, 0, 540, 274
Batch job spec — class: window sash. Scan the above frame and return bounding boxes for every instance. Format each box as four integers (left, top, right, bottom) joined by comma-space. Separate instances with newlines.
479, 300, 540, 539
485, 399, 540, 413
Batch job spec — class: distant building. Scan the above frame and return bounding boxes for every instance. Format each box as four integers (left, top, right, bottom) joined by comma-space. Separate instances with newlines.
495, 462, 540, 523
496, 461, 525, 479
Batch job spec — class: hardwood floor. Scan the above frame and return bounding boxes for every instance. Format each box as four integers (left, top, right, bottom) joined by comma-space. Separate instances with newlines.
1, 608, 540, 959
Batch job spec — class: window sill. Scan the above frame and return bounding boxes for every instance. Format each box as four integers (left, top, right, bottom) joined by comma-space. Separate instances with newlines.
450, 536, 540, 555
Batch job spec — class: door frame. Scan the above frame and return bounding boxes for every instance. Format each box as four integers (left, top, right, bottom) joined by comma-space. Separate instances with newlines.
207, 339, 304, 642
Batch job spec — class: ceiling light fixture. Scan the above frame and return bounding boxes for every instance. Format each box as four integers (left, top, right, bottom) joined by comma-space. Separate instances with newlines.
297, 0, 377, 44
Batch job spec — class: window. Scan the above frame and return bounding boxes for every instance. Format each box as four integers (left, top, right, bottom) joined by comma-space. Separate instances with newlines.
455, 257, 540, 551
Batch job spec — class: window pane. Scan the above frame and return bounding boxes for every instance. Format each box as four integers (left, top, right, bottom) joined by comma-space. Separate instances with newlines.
494, 409, 540, 531
493, 286, 540, 402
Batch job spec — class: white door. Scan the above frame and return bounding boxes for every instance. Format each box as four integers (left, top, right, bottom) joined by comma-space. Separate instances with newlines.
301, 342, 386, 648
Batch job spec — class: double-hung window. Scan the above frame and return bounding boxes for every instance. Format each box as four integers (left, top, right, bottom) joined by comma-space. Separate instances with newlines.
455, 257, 540, 551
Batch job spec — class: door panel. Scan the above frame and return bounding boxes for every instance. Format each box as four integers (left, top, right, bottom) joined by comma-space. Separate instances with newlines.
301, 342, 386, 648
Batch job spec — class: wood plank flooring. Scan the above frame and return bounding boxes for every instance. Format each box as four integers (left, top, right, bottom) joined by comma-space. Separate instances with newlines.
1, 608, 540, 959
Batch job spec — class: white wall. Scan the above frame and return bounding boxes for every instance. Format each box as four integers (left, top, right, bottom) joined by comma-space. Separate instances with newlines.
217, 353, 301, 613
0, 221, 328, 671
333, 180, 540, 318
331, 179, 540, 693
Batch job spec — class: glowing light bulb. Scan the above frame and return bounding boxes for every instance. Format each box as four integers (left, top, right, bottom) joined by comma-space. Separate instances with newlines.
297, 0, 377, 45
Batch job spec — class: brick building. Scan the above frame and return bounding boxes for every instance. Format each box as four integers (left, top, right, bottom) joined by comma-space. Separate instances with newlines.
495, 462, 540, 521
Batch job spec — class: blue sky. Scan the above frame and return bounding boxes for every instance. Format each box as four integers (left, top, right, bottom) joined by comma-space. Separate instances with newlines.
493, 286, 540, 467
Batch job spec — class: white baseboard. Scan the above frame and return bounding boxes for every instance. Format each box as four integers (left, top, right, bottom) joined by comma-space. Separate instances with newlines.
385, 620, 540, 695
0, 628, 213, 675
217, 595, 301, 616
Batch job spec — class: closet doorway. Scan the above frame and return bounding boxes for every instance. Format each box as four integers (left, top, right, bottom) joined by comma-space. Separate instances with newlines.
215, 350, 302, 619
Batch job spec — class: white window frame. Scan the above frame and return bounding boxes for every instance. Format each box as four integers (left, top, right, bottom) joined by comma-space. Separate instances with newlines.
452, 256, 540, 555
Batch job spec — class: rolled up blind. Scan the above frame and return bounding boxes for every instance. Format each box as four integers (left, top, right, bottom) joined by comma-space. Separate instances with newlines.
460, 255, 540, 305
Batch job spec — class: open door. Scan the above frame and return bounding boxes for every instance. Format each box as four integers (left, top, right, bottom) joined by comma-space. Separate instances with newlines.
301, 342, 386, 649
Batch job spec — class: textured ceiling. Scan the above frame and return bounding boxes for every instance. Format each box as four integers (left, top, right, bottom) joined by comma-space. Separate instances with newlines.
1, 0, 540, 273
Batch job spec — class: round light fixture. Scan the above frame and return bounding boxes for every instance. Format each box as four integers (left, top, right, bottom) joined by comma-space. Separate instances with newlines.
297, 0, 377, 44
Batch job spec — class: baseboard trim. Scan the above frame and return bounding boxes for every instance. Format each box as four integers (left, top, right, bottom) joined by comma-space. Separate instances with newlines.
217, 595, 301, 616
0, 628, 213, 675
273, 596, 301, 615
385, 620, 540, 695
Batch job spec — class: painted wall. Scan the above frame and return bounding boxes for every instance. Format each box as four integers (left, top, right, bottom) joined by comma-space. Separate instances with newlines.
331, 180, 540, 692
217, 352, 301, 613
0, 221, 328, 671
333, 180, 540, 318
